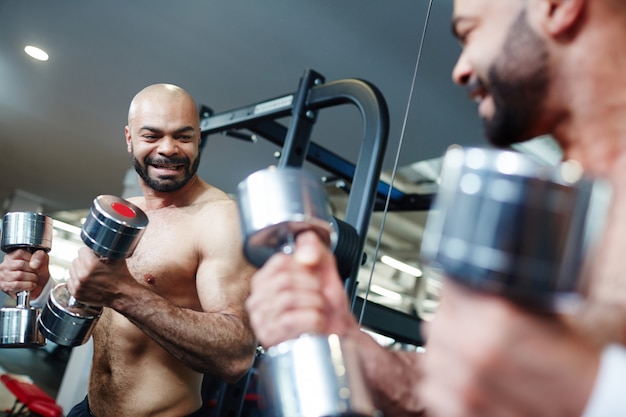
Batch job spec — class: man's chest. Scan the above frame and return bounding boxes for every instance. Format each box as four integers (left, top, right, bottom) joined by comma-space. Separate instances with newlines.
124, 215, 201, 299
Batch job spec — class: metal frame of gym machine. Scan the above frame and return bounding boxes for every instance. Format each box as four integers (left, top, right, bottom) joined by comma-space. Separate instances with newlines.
199, 68, 429, 417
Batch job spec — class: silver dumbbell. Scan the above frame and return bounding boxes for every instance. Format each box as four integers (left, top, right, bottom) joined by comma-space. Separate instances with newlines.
237, 166, 337, 263
420, 146, 601, 311
37, 195, 148, 347
0, 212, 53, 347
237, 167, 376, 417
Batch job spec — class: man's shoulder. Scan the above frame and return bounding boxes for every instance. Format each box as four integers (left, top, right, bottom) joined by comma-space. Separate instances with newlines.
125, 195, 144, 206
196, 186, 237, 210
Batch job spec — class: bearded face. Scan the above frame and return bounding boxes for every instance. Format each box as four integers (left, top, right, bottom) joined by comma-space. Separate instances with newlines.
481, 9, 550, 147
131, 148, 201, 193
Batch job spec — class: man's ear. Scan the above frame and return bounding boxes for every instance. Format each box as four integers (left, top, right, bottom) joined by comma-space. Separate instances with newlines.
125, 126, 132, 153
536, 0, 586, 37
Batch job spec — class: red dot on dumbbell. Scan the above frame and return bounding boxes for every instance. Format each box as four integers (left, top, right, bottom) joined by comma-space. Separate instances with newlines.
110, 202, 136, 218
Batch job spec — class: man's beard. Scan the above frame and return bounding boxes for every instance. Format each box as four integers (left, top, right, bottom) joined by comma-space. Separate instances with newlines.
481, 9, 550, 147
132, 154, 200, 192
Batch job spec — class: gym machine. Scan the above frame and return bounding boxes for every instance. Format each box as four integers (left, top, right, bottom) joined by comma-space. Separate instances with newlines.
200, 68, 427, 332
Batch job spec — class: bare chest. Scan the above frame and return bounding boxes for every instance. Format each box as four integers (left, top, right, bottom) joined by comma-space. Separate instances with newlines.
125, 211, 200, 306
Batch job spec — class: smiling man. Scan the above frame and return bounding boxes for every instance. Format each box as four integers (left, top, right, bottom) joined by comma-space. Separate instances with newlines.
127, 85, 202, 193
421, 0, 626, 416
0, 83, 258, 417
245, 0, 626, 416
451, 1, 550, 147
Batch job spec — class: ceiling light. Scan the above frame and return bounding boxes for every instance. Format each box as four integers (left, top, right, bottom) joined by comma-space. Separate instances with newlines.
380, 255, 423, 277
24, 45, 49, 61
370, 284, 403, 301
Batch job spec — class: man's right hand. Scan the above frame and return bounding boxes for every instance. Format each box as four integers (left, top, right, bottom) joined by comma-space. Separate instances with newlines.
420, 280, 600, 417
0, 249, 50, 299
245, 230, 359, 348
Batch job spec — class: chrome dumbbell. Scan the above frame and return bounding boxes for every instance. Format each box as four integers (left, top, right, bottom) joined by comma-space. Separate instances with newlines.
420, 146, 601, 312
37, 195, 148, 347
237, 167, 337, 262
237, 167, 376, 417
0, 212, 53, 347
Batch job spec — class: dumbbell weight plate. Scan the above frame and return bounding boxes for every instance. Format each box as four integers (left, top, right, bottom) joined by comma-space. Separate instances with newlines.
420, 146, 597, 310
37, 283, 102, 347
237, 167, 336, 267
259, 334, 376, 417
81, 195, 148, 259
1, 212, 53, 253
0, 306, 46, 347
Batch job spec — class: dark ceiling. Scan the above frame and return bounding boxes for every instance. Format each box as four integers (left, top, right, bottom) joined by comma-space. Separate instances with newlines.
0, 0, 484, 212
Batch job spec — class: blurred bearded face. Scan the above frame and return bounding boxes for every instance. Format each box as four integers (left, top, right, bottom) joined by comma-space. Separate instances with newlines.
480, 10, 549, 147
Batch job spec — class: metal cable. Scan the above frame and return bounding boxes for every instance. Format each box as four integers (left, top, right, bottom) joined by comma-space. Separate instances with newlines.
358, 0, 434, 325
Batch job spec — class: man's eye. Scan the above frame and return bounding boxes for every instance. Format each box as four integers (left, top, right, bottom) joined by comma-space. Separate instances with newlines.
143, 135, 157, 140
178, 135, 193, 140
460, 26, 477, 46
454, 22, 474, 45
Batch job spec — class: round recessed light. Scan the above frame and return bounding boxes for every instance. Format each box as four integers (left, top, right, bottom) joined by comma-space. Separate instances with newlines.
24, 45, 49, 61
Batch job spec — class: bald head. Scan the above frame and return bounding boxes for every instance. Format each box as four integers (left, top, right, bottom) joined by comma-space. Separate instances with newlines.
128, 83, 199, 127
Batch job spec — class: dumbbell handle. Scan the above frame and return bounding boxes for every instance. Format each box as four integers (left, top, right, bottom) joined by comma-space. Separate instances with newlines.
280, 231, 297, 255
6, 247, 47, 309
16, 291, 30, 308
68, 296, 81, 308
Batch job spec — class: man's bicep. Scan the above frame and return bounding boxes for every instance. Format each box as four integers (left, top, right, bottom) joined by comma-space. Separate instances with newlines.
195, 252, 254, 314
195, 204, 255, 309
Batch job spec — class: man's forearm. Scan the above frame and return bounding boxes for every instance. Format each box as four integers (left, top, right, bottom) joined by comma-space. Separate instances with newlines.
354, 330, 427, 416
112, 282, 256, 382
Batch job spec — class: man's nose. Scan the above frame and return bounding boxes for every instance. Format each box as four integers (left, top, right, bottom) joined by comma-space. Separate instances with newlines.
452, 51, 472, 86
157, 137, 179, 155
